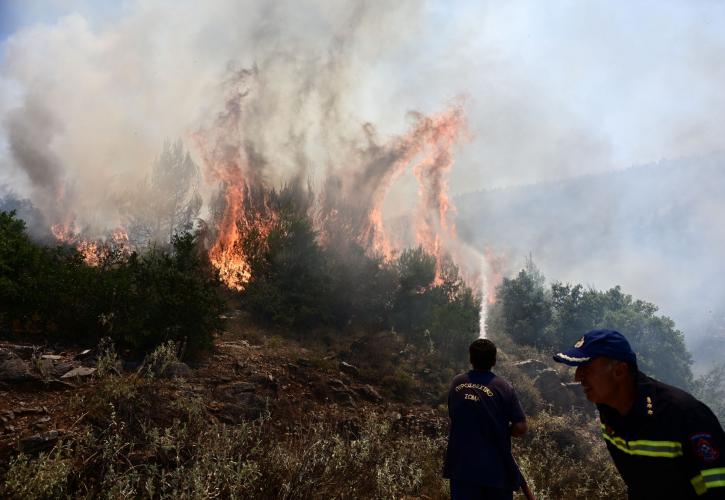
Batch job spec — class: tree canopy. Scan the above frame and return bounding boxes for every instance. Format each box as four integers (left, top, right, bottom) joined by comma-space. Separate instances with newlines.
488, 262, 694, 390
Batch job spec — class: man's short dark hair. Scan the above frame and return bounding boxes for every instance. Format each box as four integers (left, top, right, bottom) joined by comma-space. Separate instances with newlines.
470, 339, 496, 370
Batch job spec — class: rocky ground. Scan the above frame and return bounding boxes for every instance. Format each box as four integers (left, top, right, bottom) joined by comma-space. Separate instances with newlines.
0, 327, 445, 468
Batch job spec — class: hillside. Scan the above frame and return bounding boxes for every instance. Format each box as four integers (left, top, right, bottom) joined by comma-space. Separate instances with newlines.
455, 153, 725, 367
0, 316, 626, 499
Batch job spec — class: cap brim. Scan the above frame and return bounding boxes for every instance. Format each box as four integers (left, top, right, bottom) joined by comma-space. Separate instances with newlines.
553, 348, 592, 366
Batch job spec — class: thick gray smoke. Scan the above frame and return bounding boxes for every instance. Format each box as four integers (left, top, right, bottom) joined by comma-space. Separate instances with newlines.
0, 0, 425, 237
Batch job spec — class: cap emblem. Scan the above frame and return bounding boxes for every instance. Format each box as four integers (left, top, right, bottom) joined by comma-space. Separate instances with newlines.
574, 336, 585, 348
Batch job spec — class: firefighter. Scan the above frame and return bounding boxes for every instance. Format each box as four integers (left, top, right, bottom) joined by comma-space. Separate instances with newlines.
443, 339, 529, 500
553, 329, 725, 499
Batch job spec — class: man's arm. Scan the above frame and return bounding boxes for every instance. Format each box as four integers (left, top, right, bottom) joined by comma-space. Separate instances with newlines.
683, 401, 725, 498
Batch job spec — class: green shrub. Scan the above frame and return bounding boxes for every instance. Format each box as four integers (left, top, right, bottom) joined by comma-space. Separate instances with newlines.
4, 444, 72, 500
108, 233, 223, 354
381, 369, 416, 402
488, 261, 694, 390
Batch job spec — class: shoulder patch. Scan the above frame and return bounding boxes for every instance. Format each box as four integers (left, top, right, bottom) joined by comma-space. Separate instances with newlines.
690, 432, 720, 464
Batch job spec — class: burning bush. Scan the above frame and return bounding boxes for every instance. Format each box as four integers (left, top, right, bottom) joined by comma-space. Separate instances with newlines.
231, 195, 480, 369
0, 211, 222, 355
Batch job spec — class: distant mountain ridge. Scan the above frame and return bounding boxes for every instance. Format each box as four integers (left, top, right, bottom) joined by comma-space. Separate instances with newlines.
454, 153, 725, 367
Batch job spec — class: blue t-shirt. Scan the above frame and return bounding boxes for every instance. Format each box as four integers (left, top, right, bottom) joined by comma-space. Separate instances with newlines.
442, 370, 526, 489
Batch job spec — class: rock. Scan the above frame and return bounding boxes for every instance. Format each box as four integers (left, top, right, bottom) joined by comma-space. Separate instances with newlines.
354, 384, 383, 403
49, 362, 75, 379
328, 378, 346, 389
13, 407, 45, 415
0, 350, 39, 383
32, 416, 51, 430
6, 345, 36, 360
339, 361, 359, 377
330, 387, 356, 407
534, 368, 575, 411
18, 430, 59, 454
213, 382, 257, 400
513, 359, 550, 378
564, 382, 595, 415
60, 367, 96, 379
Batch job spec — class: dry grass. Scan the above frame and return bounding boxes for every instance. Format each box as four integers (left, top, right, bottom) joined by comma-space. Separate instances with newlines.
2, 341, 627, 500
514, 411, 627, 499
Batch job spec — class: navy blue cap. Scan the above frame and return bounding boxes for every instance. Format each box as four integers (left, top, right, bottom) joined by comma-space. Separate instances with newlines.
553, 329, 637, 366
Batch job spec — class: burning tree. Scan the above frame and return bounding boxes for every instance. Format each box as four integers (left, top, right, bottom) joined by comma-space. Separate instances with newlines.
193, 67, 473, 296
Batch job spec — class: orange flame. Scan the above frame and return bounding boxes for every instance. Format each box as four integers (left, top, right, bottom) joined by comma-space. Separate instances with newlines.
192, 69, 276, 291
193, 69, 468, 292
50, 220, 132, 268
359, 104, 467, 282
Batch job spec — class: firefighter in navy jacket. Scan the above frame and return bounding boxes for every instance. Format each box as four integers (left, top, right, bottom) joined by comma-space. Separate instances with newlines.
554, 329, 725, 499
444, 339, 528, 500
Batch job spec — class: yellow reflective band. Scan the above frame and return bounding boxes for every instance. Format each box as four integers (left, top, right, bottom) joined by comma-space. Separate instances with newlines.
702, 467, 725, 489
690, 468, 725, 496
600, 425, 683, 458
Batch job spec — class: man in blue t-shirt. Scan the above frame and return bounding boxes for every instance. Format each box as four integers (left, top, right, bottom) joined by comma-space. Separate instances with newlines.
443, 339, 528, 500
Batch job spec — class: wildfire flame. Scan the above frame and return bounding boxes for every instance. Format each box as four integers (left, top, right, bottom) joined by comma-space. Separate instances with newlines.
195, 98, 467, 290
50, 221, 131, 267
360, 105, 466, 283
47, 67, 481, 296
192, 69, 277, 291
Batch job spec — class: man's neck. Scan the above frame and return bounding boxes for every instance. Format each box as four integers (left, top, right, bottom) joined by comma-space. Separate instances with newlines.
610, 377, 637, 416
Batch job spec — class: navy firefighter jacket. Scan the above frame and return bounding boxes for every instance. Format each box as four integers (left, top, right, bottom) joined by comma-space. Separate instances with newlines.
443, 370, 526, 489
597, 372, 725, 499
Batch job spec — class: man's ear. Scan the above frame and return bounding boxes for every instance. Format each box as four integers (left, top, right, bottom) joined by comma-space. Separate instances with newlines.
612, 361, 628, 380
